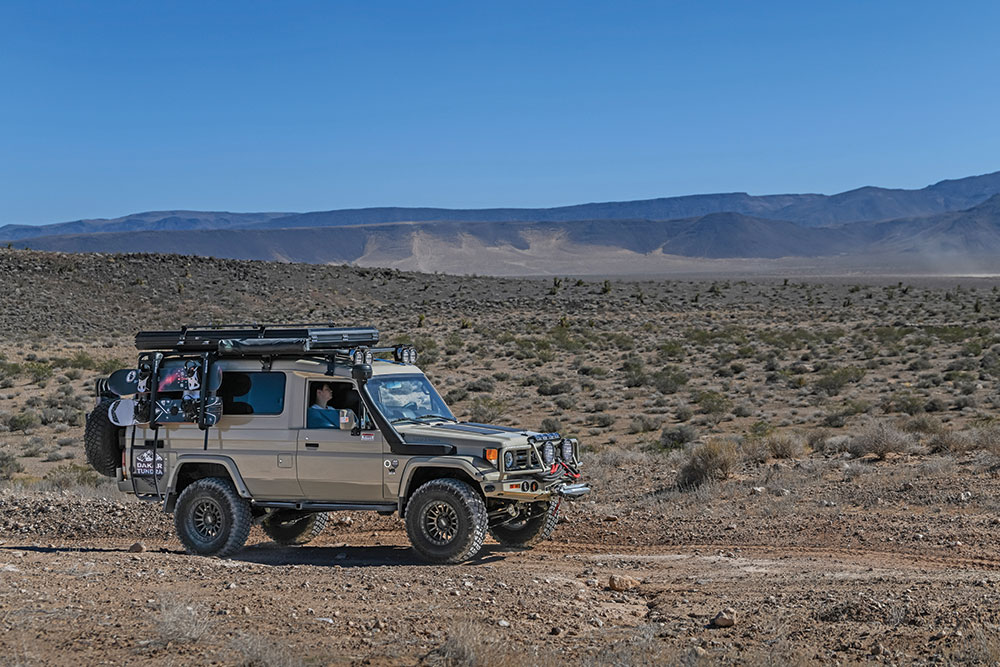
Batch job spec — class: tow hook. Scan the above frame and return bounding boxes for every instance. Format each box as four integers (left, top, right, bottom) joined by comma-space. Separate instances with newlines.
555, 483, 590, 499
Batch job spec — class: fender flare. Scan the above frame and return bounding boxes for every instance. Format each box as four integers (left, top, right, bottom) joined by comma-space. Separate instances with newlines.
163, 455, 252, 512
396, 458, 490, 513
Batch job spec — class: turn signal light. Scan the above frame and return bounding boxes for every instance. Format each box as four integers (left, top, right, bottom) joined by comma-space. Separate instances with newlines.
484, 448, 498, 465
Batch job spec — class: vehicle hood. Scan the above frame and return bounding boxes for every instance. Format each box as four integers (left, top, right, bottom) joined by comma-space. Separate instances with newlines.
394, 421, 533, 447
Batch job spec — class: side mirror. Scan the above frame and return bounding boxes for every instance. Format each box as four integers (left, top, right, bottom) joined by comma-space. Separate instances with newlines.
351, 363, 373, 384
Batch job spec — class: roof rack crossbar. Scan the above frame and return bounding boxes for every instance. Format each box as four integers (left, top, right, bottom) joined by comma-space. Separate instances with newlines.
135, 325, 380, 353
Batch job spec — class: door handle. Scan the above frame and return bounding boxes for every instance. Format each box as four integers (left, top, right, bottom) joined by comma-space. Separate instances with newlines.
305, 442, 319, 449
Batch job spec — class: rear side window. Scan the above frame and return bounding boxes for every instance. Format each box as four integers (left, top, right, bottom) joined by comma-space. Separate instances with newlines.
219, 372, 286, 415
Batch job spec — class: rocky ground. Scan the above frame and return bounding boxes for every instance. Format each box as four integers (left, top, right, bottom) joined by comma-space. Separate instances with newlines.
4, 249, 1000, 664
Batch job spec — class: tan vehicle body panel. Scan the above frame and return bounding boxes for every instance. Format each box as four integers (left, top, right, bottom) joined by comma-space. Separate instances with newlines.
122, 358, 559, 506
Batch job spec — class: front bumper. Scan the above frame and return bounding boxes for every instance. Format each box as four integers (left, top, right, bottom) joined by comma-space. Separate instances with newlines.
484, 475, 590, 502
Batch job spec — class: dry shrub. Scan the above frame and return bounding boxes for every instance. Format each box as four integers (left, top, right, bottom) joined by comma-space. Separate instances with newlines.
678, 438, 739, 488
975, 424, 1000, 457
155, 596, 212, 645
928, 429, 977, 455
423, 624, 560, 667
739, 437, 769, 465
848, 421, 913, 460
767, 433, 804, 459
902, 413, 944, 434
229, 632, 303, 667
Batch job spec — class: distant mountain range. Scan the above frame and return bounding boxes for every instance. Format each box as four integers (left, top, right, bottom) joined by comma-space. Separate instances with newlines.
4, 171, 1000, 275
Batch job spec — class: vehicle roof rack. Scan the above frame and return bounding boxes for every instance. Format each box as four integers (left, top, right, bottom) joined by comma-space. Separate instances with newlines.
135, 324, 381, 355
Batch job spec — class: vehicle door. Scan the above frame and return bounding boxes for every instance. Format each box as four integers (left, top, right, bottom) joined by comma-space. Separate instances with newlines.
295, 380, 384, 502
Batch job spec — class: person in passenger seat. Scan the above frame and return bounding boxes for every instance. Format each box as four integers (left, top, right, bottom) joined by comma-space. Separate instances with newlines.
307, 382, 340, 428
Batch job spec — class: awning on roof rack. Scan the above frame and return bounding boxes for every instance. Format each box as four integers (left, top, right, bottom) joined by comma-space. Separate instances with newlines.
135, 325, 380, 353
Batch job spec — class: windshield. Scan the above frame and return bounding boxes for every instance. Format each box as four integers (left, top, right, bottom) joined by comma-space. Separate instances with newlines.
366, 374, 456, 423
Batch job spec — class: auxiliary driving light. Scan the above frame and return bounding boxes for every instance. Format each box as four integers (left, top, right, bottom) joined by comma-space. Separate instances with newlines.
561, 439, 575, 462
353, 348, 374, 365
542, 442, 555, 465
394, 346, 418, 365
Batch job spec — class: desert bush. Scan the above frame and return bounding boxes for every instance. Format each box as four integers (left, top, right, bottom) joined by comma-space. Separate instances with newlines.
423, 624, 517, 667
445, 388, 469, 404
43, 463, 101, 489
537, 380, 572, 396
657, 340, 685, 360
628, 414, 662, 434
881, 391, 926, 416
465, 377, 495, 393
733, 402, 754, 418
678, 438, 739, 488
927, 429, 977, 455
576, 365, 608, 377
155, 596, 213, 645
620, 355, 647, 387
767, 433, 804, 459
8, 410, 40, 432
975, 425, 1000, 457
651, 365, 688, 394
588, 413, 615, 428
660, 425, 696, 450
0, 451, 24, 479
468, 397, 505, 423
694, 391, 731, 419
954, 395, 978, 410
229, 632, 303, 667
848, 422, 913, 459
903, 414, 943, 434
675, 405, 693, 422
553, 396, 574, 410
813, 365, 865, 396
539, 418, 562, 433
23, 361, 53, 384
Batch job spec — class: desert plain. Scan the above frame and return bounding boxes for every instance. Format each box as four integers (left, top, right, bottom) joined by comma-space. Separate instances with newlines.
3, 249, 1000, 664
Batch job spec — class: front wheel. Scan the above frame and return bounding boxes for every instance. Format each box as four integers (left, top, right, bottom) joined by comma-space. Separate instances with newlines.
405, 478, 487, 563
488, 498, 561, 547
174, 477, 251, 557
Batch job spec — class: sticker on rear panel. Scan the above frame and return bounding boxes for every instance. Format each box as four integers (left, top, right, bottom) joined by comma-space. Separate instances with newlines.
361, 432, 375, 441
134, 449, 164, 478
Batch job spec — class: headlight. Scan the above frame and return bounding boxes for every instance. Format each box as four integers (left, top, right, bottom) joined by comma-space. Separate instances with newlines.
542, 442, 555, 465
503, 451, 514, 470
561, 439, 574, 462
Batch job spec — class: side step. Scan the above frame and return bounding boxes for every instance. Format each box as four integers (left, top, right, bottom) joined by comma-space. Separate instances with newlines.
253, 500, 397, 513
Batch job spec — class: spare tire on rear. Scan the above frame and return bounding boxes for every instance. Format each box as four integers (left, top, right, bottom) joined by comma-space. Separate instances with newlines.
85, 400, 123, 477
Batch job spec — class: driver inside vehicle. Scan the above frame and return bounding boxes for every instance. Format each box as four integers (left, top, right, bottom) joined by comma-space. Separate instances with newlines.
307, 382, 340, 428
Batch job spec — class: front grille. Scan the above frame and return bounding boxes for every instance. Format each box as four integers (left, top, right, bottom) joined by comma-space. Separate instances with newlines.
510, 448, 539, 471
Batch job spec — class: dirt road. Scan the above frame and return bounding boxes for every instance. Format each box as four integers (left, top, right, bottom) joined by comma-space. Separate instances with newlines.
3, 517, 1000, 666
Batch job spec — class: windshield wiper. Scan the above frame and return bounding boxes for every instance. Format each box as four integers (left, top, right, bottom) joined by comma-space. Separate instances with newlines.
416, 414, 458, 422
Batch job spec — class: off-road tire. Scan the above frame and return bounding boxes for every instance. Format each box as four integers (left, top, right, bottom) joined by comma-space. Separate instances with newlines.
84, 400, 123, 477
405, 478, 487, 564
174, 477, 252, 558
488, 498, 561, 547
262, 511, 329, 546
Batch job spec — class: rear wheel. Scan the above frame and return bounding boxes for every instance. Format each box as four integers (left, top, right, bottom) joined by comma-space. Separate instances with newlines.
262, 511, 328, 545
488, 499, 561, 547
84, 400, 122, 477
405, 478, 487, 563
174, 477, 251, 557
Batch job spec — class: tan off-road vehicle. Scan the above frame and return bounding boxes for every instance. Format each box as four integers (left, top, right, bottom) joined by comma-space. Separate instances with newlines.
85, 325, 588, 563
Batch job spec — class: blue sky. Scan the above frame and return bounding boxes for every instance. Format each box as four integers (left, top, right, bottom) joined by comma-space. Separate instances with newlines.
2, 1, 998, 225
